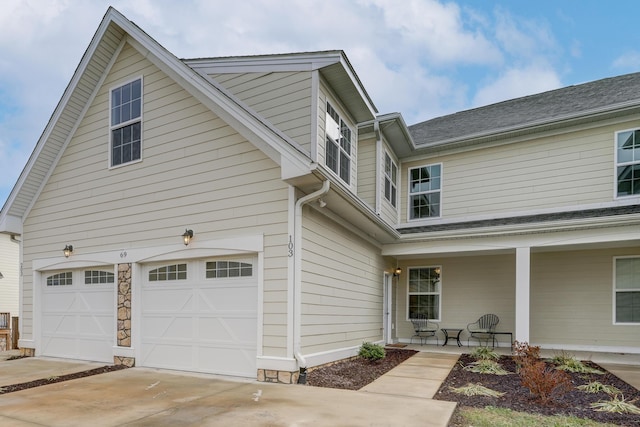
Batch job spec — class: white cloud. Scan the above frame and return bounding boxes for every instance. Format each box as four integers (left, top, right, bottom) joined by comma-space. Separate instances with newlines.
612, 51, 640, 72
0, 0, 570, 203
472, 65, 562, 108
365, 0, 502, 66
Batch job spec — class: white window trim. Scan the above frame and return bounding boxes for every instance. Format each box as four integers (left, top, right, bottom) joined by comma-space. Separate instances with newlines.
613, 256, 640, 325
109, 75, 143, 169
384, 151, 398, 209
324, 101, 354, 185
406, 265, 442, 322
407, 162, 443, 221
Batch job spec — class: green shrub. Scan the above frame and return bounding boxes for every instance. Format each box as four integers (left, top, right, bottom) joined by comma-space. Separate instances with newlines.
464, 359, 511, 375
590, 395, 640, 414
450, 383, 505, 397
554, 357, 604, 375
358, 342, 386, 361
471, 346, 500, 361
577, 381, 621, 396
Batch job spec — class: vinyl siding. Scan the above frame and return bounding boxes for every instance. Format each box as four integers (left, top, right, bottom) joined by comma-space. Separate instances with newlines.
21, 43, 290, 357
210, 71, 313, 154
357, 136, 376, 208
395, 255, 516, 344
531, 248, 640, 348
300, 206, 385, 354
0, 236, 19, 318
401, 121, 631, 222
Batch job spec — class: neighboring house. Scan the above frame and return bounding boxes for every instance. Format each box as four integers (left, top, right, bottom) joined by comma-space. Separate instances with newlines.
0, 8, 638, 381
0, 232, 19, 351
0, 233, 19, 318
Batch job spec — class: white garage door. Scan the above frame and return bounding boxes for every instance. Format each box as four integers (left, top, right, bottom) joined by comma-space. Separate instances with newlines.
140, 258, 258, 377
41, 269, 115, 363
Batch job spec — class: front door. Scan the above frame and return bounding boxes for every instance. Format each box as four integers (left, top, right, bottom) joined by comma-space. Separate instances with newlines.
383, 273, 395, 344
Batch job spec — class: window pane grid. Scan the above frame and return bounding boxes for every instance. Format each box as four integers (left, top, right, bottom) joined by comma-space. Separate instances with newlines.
409, 164, 441, 219
616, 130, 640, 196
206, 261, 253, 279
615, 258, 640, 323
111, 78, 142, 167
47, 272, 72, 286
408, 267, 441, 320
384, 153, 398, 207
84, 270, 115, 284
148, 264, 187, 281
325, 102, 352, 185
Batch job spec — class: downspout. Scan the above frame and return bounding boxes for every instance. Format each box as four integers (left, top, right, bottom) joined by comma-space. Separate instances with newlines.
293, 180, 330, 370
374, 120, 381, 215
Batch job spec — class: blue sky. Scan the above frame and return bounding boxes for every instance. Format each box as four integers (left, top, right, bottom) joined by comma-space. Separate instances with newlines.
2, 0, 640, 207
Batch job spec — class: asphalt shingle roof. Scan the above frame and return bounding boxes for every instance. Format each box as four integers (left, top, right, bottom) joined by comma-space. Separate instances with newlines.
409, 72, 640, 146
399, 205, 640, 234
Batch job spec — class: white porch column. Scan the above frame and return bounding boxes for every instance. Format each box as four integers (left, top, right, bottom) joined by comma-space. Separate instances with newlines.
515, 247, 531, 343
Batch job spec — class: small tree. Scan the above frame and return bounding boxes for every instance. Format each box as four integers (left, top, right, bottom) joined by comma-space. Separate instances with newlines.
514, 341, 573, 405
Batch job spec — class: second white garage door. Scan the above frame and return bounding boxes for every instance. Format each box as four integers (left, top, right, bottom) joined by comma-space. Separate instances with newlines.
140, 258, 258, 377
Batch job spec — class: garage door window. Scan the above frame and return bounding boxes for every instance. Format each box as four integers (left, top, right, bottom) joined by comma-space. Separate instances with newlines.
85, 270, 115, 284
206, 261, 252, 278
47, 272, 73, 286
148, 263, 187, 281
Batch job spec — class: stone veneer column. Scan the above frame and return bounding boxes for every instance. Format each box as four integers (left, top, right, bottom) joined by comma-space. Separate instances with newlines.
115, 263, 135, 367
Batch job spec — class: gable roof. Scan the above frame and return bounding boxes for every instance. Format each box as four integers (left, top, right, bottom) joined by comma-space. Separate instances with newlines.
0, 7, 317, 234
185, 51, 378, 123
409, 72, 640, 149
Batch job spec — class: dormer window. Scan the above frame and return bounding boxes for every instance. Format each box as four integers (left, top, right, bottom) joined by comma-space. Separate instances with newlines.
110, 78, 142, 167
325, 102, 352, 184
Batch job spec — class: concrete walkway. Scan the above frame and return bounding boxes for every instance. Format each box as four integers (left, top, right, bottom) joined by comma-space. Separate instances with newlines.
362, 352, 459, 399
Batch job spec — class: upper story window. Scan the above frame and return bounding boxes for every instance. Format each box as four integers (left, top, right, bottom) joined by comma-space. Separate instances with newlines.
47, 272, 72, 286
325, 102, 352, 184
110, 78, 142, 167
384, 153, 398, 208
616, 129, 640, 197
614, 257, 640, 324
409, 164, 441, 219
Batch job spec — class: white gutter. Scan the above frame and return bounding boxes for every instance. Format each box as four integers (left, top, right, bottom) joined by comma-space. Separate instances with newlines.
293, 180, 330, 368
374, 120, 381, 215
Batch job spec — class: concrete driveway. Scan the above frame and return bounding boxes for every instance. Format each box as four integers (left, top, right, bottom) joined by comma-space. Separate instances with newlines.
0, 358, 456, 426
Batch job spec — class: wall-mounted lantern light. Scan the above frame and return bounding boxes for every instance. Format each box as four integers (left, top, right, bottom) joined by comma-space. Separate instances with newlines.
393, 266, 402, 277
63, 245, 74, 258
182, 229, 194, 246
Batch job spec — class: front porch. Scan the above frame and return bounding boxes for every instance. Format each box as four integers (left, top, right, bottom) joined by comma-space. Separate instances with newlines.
396, 342, 640, 367
387, 243, 640, 356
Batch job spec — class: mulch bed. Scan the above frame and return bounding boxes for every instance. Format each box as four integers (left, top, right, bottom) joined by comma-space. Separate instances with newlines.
306, 348, 417, 390
435, 354, 640, 426
0, 364, 128, 395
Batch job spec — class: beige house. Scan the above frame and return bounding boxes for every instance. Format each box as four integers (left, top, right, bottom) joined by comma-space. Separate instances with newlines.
0, 233, 19, 318
0, 8, 638, 381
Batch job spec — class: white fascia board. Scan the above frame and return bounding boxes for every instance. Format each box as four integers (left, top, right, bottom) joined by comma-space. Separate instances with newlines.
338, 56, 377, 117
185, 51, 343, 74
0, 214, 22, 235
